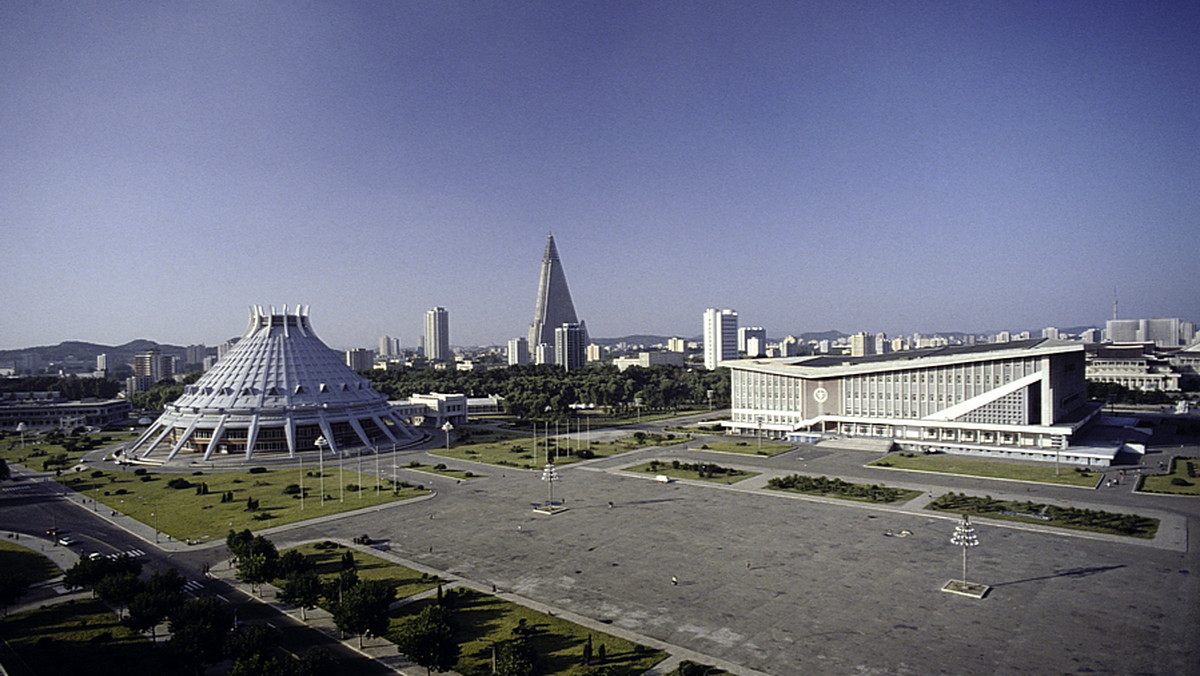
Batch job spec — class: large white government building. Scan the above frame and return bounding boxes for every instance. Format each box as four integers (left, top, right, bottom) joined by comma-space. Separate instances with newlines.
725, 339, 1112, 465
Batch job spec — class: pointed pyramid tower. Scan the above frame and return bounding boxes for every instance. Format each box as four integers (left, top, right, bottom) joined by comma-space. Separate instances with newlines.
528, 234, 583, 350
125, 305, 419, 463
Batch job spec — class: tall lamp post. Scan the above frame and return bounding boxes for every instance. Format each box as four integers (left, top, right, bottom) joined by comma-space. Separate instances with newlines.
951, 514, 979, 585
314, 435, 328, 507
298, 450, 304, 511
541, 463, 560, 510
756, 416, 763, 453
17, 422, 26, 448
441, 421, 454, 454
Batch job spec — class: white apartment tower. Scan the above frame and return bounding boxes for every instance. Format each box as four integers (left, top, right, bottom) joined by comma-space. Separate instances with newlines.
703, 308, 738, 370
555, 323, 588, 371
424, 307, 451, 362
738, 326, 766, 354
507, 337, 530, 366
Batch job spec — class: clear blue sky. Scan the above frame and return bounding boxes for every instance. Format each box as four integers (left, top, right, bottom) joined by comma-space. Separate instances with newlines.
3, 2, 1197, 350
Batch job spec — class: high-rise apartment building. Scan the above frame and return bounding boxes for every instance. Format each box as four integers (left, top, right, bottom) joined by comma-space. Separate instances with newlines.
529, 235, 584, 364
185, 344, 207, 366
1105, 318, 1189, 347
425, 308, 450, 362
849, 332, 872, 357
555, 323, 588, 371
703, 308, 738, 370
134, 349, 174, 383
738, 327, 766, 354
668, 337, 687, 353
507, 337, 529, 366
379, 335, 400, 357
345, 348, 374, 371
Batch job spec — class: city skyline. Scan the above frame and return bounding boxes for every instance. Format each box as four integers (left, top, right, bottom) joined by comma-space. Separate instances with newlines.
3, 3, 1198, 350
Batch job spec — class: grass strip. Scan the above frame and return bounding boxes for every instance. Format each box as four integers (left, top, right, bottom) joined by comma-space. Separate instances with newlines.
0, 541, 62, 584
625, 460, 757, 484
766, 474, 922, 503
690, 439, 793, 457
1137, 457, 1200, 496
927, 492, 1159, 538
870, 452, 1100, 487
277, 541, 441, 601
0, 598, 172, 676
403, 462, 484, 480
390, 588, 667, 676
56, 465, 429, 543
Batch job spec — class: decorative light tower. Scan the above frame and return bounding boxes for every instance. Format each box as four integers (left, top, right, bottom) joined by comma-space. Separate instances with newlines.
314, 435, 328, 507
441, 421, 454, 454
951, 515, 978, 583
538, 463, 561, 513
944, 514, 989, 598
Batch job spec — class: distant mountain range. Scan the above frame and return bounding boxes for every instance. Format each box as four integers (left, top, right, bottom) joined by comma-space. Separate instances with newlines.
0, 340, 189, 367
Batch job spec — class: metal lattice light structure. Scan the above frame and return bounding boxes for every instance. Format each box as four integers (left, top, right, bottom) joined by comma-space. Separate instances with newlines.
950, 514, 980, 584
540, 463, 560, 509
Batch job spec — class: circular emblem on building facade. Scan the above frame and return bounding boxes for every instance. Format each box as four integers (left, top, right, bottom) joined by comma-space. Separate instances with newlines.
813, 387, 828, 404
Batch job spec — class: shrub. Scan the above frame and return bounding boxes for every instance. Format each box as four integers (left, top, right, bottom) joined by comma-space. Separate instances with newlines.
133, 468, 148, 476
113, 488, 127, 495
248, 467, 268, 474
139, 475, 155, 482
433, 463, 447, 470
283, 484, 302, 495
1171, 477, 1192, 486
167, 477, 193, 490
90, 470, 105, 478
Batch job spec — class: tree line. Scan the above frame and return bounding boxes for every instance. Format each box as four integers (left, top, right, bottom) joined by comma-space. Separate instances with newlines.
366, 363, 730, 420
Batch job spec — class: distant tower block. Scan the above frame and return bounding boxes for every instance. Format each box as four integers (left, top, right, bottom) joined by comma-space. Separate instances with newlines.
528, 235, 585, 361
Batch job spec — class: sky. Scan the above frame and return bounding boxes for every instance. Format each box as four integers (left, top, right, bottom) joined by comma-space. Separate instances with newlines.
2, 2, 1198, 351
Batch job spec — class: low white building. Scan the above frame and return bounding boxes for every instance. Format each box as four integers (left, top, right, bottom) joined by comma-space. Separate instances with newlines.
724, 339, 1112, 465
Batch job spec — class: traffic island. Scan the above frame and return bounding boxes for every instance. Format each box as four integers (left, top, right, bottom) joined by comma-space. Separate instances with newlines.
532, 502, 568, 515
941, 580, 990, 599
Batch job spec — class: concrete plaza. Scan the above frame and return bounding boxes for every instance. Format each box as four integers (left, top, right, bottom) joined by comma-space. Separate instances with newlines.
254, 438, 1200, 676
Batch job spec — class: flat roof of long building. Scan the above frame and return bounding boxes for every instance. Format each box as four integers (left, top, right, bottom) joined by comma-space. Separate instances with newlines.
724, 338, 1084, 378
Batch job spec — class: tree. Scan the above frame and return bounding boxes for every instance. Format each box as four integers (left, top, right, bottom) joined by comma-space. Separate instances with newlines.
95, 571, 143, 619
229, 652, 288, 676
277, 548, 312, 578
0, 574, 30, 616
225, 623, 278, 662
168, 596, 233, 676
494, 637, 537, 676
332, 579, 395, 648
237, 552, 276, 594
64, 554, 142, 596
395, 603, 460, 676
293, 649, 338, 676
280, 570, 322, 620
125, 588, 179, 641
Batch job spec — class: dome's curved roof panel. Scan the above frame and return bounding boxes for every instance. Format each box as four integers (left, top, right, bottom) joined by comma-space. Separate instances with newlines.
173, 305, 387, 414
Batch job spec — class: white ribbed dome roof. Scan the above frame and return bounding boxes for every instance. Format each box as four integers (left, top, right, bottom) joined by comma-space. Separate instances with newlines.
177, 305, 383, 413
127, 305, 419, 462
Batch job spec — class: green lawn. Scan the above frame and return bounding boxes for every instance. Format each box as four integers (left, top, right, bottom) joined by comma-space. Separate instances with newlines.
1138, 457, 1200, 496
1, 429, 142, 470
277, 542, 441, 601
0, 598, 172, 676
869, 452, 1100, 487
0, 541, 62, 584
431, 433, 676, 469
927, 492, 1159, 538
624, 461, 758, 484
690, 438, 794, 457
390, 588, 667, 676
55, 465, 430, 543
766, 474, 922, 503
403, 461, 484, 480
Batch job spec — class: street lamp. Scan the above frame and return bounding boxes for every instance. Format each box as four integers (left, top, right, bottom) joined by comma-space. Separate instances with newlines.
299, 450, 304, 511
152, 511, 159, 544
441, 421, 454, 454
17, 422, 26, 448
541, 463, 560, 510
951, 514, 979, 585
314, 435, 328, 507
756, 416, 763, 453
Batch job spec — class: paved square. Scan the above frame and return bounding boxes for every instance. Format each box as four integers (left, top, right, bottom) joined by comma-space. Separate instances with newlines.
274, 444, 1199, 675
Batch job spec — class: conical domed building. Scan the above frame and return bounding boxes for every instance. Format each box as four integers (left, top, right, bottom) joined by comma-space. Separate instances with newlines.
127, 306, 419, 462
